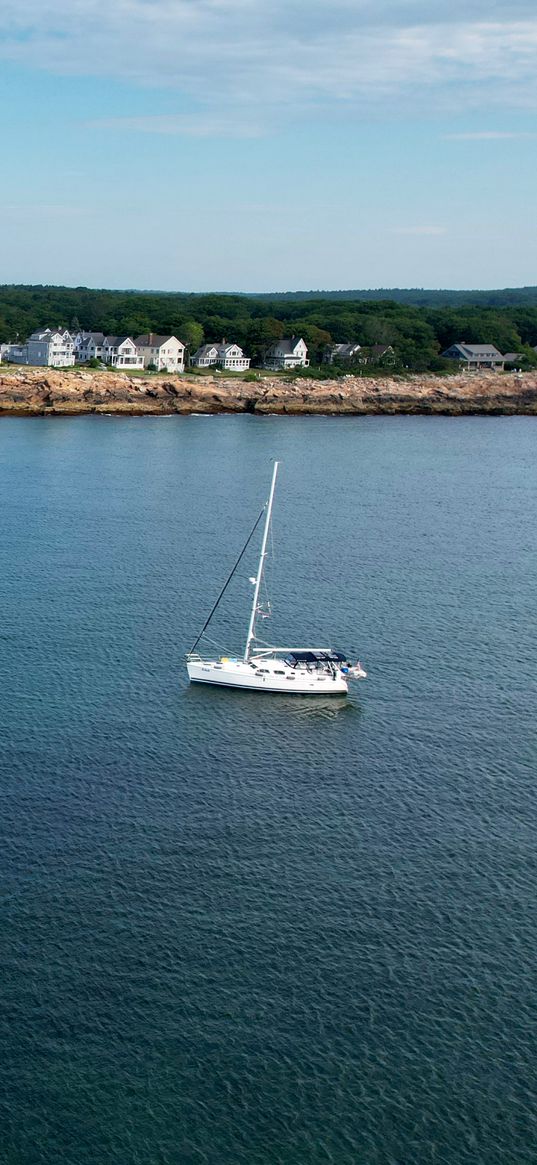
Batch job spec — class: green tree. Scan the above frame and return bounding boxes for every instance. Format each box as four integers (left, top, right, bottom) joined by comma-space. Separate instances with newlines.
181, 320, 204, 353
246, 317, 284, 365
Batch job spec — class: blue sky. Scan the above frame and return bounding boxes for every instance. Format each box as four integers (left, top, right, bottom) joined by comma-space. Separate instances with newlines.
0, 0, 536, 291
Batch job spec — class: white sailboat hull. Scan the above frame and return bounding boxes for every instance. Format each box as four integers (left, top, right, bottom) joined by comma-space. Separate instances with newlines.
185, 462, 367, 697
187, 657, 358, 694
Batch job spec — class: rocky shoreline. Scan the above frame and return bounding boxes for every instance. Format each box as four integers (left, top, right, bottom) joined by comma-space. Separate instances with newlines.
1, 366, 537, 417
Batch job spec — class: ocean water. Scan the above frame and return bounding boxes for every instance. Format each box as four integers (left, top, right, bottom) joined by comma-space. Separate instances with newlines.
0, 414, 536, 1165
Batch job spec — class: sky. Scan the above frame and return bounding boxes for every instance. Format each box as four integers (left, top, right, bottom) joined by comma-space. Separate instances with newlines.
0, 0, 536, 292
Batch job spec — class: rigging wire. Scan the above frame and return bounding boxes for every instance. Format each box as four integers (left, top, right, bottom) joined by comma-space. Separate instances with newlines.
259, 496, 275, 618
188, 505, 266, 655
198, 631, 227, 652
253, 633, 278, 648
251, 495, 275, 639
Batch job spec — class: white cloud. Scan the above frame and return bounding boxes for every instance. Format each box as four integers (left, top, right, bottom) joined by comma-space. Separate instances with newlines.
89, 112, 265, 137
391, 226, 447, 236
1, 3, 537, 130
0, 203, 88, 217
444, 130, 537, 139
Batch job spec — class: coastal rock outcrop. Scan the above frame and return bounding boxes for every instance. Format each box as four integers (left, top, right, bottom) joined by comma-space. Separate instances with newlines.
1, 367, 537, 416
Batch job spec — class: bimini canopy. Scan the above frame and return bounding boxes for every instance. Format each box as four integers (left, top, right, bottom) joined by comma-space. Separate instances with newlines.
285, 650, 347, 665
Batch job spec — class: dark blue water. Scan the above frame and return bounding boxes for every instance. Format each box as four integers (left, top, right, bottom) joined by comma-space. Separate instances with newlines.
1, 415, 536, 1164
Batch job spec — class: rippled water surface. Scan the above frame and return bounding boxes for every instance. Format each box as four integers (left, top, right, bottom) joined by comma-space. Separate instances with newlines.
1, 415, 536, 1164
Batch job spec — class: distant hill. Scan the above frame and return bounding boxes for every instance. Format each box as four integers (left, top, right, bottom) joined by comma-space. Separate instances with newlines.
4, 283, 537, 308
251, 287, 537, 307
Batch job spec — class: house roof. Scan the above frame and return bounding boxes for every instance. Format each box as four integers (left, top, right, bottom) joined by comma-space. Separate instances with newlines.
330, 342, 361, 356
370, 344, 394, 356
447, 343, 503, 359
78, 331, 105, 343
266, 337, 307, 355
192, 341, 246, 357
218, 342, 244, 355
135, 334, 184, 348
103, 335, 135, 346
502, 352, 524, 362
192, 343, 219, 358
28, 328, 72, 342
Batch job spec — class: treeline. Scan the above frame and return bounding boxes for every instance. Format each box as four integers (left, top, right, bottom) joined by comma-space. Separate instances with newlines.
253, 286, 537, 307
1, 284, 537, 371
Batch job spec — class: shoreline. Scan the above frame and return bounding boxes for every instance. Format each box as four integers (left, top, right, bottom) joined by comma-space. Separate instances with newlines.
1, 367, 537, 417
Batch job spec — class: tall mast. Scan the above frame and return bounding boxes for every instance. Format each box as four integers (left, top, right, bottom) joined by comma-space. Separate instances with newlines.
244, 461, 279, 661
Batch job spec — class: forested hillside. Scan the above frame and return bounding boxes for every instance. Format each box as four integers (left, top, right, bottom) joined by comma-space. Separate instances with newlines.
254, 287, 537, 307
1, 284, 537, 371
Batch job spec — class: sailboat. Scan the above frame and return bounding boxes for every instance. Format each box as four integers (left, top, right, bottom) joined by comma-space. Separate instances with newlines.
186, 462, 367, 694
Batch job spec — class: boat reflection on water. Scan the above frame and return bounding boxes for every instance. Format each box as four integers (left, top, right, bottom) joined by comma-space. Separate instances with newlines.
288, 693, 357, 720
185, 681, 359, 721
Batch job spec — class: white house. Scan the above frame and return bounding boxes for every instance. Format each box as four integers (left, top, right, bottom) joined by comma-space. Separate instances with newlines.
264, 337, 309, 370
191, 341, 250, 371
24, 328, 75, 367
442, 342, 504, 370
216, 342, 250, 371
101, 336, 144, 369
74, 331, 105, 362
190, 343, 219, 368
134, 334, 185, 372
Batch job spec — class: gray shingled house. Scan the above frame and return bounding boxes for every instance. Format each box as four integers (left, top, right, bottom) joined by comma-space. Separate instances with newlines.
442, 343, 504, 369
